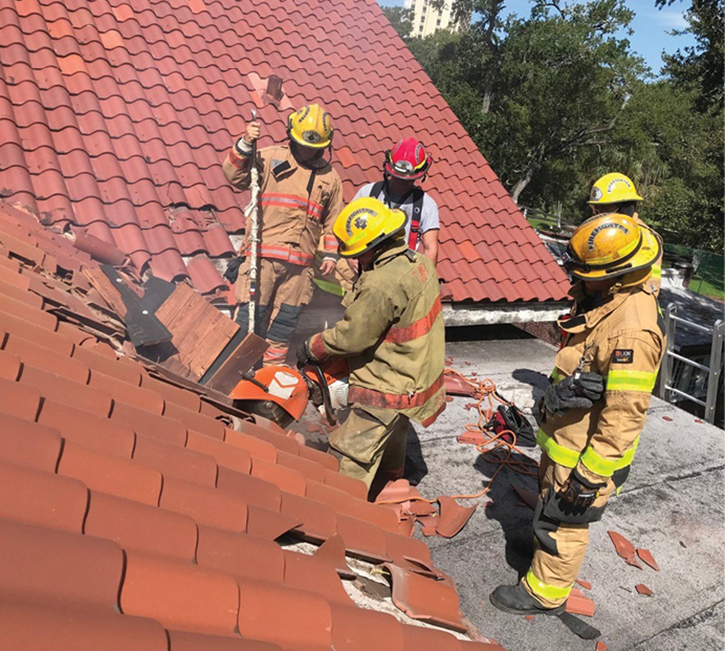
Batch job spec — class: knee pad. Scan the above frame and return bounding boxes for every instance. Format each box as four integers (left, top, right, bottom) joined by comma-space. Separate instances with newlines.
267, 303, 302, 344
235, 303, 268, 334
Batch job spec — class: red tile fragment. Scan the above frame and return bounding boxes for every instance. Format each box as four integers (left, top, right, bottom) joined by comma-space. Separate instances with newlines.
314, 533, 355, 579
636, 548, 660, 571
636, 584, 653, 596
595, 642, 608, 651
418, 515, 439, 536
436, 496, 478, 538
0, 519, 124, 609
0, 602, 168, 651
525, 615, 535, 620
352, 498, 400, 533
576, 578, 592, 590
121, 551, 240, 636
663, 415, 673, 421
566, 587, 595, 617
386, 564, 466, 632
608, 530, 641, 567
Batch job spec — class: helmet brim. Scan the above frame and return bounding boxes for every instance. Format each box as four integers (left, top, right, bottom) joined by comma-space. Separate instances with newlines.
571, 226, 661, 280
384, 161, 428, 181
587, 193, 644, 205
289, 132, 332, 149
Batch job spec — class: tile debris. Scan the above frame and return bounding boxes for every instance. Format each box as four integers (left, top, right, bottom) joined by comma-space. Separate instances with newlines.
635, 584, 654, 596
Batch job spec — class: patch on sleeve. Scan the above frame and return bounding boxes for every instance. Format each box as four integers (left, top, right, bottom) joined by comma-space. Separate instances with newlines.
613, 349, 634, 364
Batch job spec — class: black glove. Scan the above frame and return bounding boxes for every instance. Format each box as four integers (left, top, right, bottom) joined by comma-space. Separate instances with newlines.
556, 470, 605, 512
543, 372, 604, 417
296, 340, 313, 368
224, 257, 243, 283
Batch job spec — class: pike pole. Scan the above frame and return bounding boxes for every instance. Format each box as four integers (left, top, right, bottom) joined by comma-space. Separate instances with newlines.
244, 109, 260, 335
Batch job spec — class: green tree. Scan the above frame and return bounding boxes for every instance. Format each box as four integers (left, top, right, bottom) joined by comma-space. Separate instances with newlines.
381, 6, 414, 39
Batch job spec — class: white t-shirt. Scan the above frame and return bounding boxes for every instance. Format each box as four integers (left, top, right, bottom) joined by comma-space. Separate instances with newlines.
353, 182, 440, 248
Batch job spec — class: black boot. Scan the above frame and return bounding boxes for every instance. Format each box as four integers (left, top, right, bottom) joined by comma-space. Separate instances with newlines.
490, 583, 566, 616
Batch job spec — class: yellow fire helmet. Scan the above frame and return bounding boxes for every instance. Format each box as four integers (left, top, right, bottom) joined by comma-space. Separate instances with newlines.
333, 197, 406, 258
588, 172, 644, 205
288, 104, 333, 149
563, 213, 661, 280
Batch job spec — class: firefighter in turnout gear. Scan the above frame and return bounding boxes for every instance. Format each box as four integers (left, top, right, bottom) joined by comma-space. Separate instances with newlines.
588, 172, 662, 295
223, 104, 343, 365
491, 213, 665, 616
296, 197, 446, 495
353, 138, 440, 263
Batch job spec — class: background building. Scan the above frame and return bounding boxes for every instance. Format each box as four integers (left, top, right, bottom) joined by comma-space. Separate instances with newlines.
405, 0, 465, 37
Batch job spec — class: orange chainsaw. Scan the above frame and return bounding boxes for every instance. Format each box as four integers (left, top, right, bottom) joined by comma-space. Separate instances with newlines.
229, 358, 349, 428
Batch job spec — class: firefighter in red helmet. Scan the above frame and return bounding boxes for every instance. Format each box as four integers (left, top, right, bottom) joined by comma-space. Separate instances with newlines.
353, 138, 439, 264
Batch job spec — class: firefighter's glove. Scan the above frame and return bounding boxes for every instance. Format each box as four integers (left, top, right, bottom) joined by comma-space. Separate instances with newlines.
556, 471, 606, 513
224, 257, 243, 283
543, 372, 604, 417
296, 340, 314, 369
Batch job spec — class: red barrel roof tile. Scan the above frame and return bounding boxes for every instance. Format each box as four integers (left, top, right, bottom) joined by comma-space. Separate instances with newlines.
0, 0, 568, 303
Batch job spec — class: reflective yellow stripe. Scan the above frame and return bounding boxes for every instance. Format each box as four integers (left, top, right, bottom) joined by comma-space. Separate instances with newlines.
581, 435, 641, 477
526, 569, 573, 600
536, 429, 580, 468
614, 435, 640, 470
651, 264, 662, 279
550, 367, 565, 384
607, 370, 657, 392
581, 446, 617, 477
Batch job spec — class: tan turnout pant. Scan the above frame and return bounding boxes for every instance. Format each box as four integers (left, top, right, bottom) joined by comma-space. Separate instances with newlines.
329, 405, 409, 492
523, 453, 617, 608
235, 258, 314, 365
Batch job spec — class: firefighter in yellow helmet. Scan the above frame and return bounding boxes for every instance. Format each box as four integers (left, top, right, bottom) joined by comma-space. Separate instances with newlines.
223, 104, 343, 365
296, 197, 446, 496
491, 213, 665, 618
588, 172, 662, 294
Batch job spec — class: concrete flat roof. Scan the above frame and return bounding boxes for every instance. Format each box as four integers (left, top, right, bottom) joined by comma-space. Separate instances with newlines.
409, 334, 725, 650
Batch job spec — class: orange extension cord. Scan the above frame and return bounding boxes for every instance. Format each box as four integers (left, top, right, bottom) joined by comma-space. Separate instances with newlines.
376, 369, 539, 507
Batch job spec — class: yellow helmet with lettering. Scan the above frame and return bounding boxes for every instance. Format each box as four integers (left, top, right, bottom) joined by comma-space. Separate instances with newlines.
563, 213, 661, 280
333, 197, 406, 258
588, 172, 644, 205
288, 104, 333, 149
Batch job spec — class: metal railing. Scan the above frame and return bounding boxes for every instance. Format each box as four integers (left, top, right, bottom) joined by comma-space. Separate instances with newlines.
659, 303, 724, 424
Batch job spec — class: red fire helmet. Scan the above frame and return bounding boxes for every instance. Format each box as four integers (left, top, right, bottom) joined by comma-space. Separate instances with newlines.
384, 138, 432, 181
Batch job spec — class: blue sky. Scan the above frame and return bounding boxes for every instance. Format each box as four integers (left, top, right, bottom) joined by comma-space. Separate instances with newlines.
379, 0, 695, 74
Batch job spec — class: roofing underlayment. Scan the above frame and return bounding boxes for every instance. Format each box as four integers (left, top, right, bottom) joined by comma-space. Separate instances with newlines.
0, 0, 570, 304
0, 198, 504, 649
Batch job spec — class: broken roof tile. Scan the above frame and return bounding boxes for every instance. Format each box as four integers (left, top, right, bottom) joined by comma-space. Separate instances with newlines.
566, 587, 595, 617
636, 548, 660, 571
385, 564, 466, 633
635, 584, 653, 596
436, 496, 478, 538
